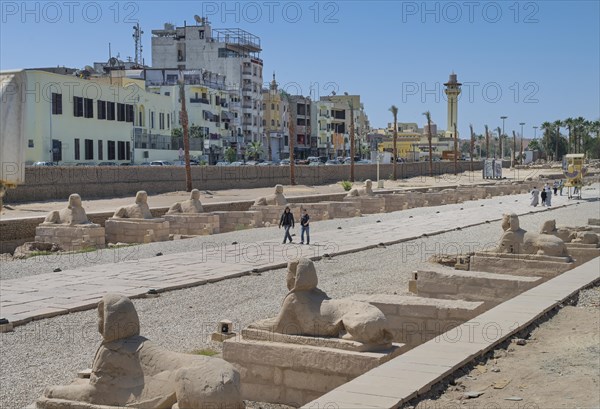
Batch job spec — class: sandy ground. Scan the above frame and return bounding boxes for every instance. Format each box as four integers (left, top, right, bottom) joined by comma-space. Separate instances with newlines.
406, 288, 600, 409
0, 168, 562, 219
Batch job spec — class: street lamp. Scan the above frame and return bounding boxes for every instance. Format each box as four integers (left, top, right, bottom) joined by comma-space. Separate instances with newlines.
519, 122, 525, 165
500, 116, 507, 160
533, 126, 538, 140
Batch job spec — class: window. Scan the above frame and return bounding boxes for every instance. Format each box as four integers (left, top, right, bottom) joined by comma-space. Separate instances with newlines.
126, 142, 131, 160
199, 30, 204, 39
167, 114, 170, 129
84, 139, 94, 160
271, 103, 275, 110
98, 140, 103, 160
126, 104, 134, 123
28, 139, 34, 148
107, 102, 115, 120
150, 111, 155, 128
271, 119, 275, 126
108, 141, 116, 160
117, 141, 126, 160
262, 119, 266, 126
117, 103, 126, 121
97, 100, 106, 119
51, 93, 62, 115
159, 113, 165, 130
74, 138, 80, 160
138, 111, 143, 126
73, 96, 83, 117
84, 98, 93, 118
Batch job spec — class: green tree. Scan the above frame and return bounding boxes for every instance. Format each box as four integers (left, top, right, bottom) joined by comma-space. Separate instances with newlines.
245, 141, 263, 161
224, 147, 237, 163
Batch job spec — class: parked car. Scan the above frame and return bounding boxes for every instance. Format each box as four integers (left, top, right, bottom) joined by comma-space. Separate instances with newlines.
356, 159, 372, 164
308, 161, 322, 166
229, 161, 244, 166
245, 160, 258, 166
215, 161, 230, 166
279, 159, 290, 166
75, 162, 96, 166
258, 161, 273, 166
139, 162, 151, 166
173, 159, 199, 166
306, 156, 320, 164
30, 161, 55, 166
150, 160, 174, 166
325, 159, 341, 166
97, 161, 118, 166
119, 162, 132, 166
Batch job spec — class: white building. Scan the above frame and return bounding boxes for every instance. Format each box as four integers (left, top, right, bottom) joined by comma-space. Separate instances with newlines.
4, 69, 179, 165
151, 19, 264, 154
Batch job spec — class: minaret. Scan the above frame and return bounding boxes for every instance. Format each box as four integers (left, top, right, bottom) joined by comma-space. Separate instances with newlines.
444, 72, 461, 138
270, 71, 278, 94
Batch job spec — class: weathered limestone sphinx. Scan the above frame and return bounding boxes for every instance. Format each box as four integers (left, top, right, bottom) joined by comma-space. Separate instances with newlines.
105, 191, 170, 244
250, 258, 393, 345
35, 194, 105, 251
164, 189, 220, 236
36, 294, 243, 409
470, 212, 573, 277
343, 180, 385, 213
222, 259, 403, 406
253, 184, 287, 206
540, 219, 600, 266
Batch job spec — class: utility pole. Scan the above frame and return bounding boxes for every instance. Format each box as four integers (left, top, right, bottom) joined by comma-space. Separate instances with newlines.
469, 124, 475, 172
349, 99, 355, 182
288, 96, 296, 185
178, 72, 192, 192
453, 122, 458, 175
512, 130, 517, 167
519, 122, 525, 165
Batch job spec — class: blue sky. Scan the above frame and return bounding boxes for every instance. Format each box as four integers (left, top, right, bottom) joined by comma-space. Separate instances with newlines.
1, 0, 599, 137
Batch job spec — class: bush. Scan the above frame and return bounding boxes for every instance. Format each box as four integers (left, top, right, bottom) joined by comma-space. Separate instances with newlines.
340, 181, 353, 191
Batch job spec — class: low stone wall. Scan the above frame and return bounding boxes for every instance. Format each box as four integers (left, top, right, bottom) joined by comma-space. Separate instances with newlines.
164, 213, 220, 236
470, 252, 574, 278
34, 224, 106, 251
565, 243, 600, 266
104, 218, 170, 244
343, 196, 386, 214
350, 294, 485, 348
210, 211, 263, 233
4, 161, 493, 203
223, 336, 404, 407
408, 270, 542, 309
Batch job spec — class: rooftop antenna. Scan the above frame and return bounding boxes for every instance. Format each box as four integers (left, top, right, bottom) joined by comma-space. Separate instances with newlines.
194, 15, 203, 25
132, 23, 144, 66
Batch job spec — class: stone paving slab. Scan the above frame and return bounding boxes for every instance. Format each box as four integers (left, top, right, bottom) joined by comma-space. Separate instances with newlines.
0, 192, 583, 327
303, 257, 600, 409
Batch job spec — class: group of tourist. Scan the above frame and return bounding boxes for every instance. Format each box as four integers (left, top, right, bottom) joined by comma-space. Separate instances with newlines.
530, 181, 563, 207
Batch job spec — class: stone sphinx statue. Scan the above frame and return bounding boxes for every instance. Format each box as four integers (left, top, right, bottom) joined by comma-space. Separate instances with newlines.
346, 179, 375, 197
253, 184, 287, 206
495, 213, 569, 257
113, 191, 154, 219
540, 219, 599, 245
250, 258, 392, 345
167, 189, 204, 214
38, 293, 243, 409
43, 194, 92, 226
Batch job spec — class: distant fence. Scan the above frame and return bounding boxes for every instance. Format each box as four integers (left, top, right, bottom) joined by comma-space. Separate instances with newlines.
3, 161, 501, 203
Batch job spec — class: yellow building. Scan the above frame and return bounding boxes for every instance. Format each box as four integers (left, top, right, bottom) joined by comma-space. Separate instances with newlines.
378, 139, 420, 158
260, 73, 287, 160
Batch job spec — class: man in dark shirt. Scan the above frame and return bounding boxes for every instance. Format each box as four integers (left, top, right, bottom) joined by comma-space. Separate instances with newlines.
279, 206, 295, 244
300, 208, 310, 245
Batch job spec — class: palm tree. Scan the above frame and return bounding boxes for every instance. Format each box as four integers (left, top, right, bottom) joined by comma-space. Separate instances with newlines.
477, 134, 484, 158
553, 120, 563, 161
469, 124, 475, 171
246, 141, 263, 161
575, 116, 587, 153
484, 125, 490, 159
496, 127, 503, 159
423, 111, 433, 176
178, 74, 192, 192
389, 105, 398, 180
348, 99, 356, 182
564, 117, 575, 153
540, 121, 554, 159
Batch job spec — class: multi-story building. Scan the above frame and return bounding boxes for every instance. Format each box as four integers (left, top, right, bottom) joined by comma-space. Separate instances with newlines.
261, 74, 288, 161
144, 68, 236, 163
311, 99, 333, 158
151, 18, 263, 156
287, 95, 311, 159
9, 68, 177, 165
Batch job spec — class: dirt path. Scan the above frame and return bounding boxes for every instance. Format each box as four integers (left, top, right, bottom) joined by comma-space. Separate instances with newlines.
407, 287, 600, 409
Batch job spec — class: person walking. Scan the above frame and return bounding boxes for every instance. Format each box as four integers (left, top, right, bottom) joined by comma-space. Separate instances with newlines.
530, 186, 539, 207
559, 179, 564, 196
279, 206, 295, 244
546, 185, 552, 206
553, 180, 559, 195
541, 185, 547, 206
300, 208, 310, 245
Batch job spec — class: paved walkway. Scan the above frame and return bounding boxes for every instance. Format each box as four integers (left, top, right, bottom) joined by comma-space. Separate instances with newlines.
304, 257, 600, 408
0, 191, 583, 326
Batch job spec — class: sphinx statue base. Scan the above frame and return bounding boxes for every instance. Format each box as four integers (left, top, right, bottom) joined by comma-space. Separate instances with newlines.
105, 218, 170, 244
35, 224, 105, 252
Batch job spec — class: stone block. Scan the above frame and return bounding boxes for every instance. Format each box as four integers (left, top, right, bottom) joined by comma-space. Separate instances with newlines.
164, 214, 220, 236
34, 225, 106, 251
470, 252, 573, 278
105, 218, 169, 244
